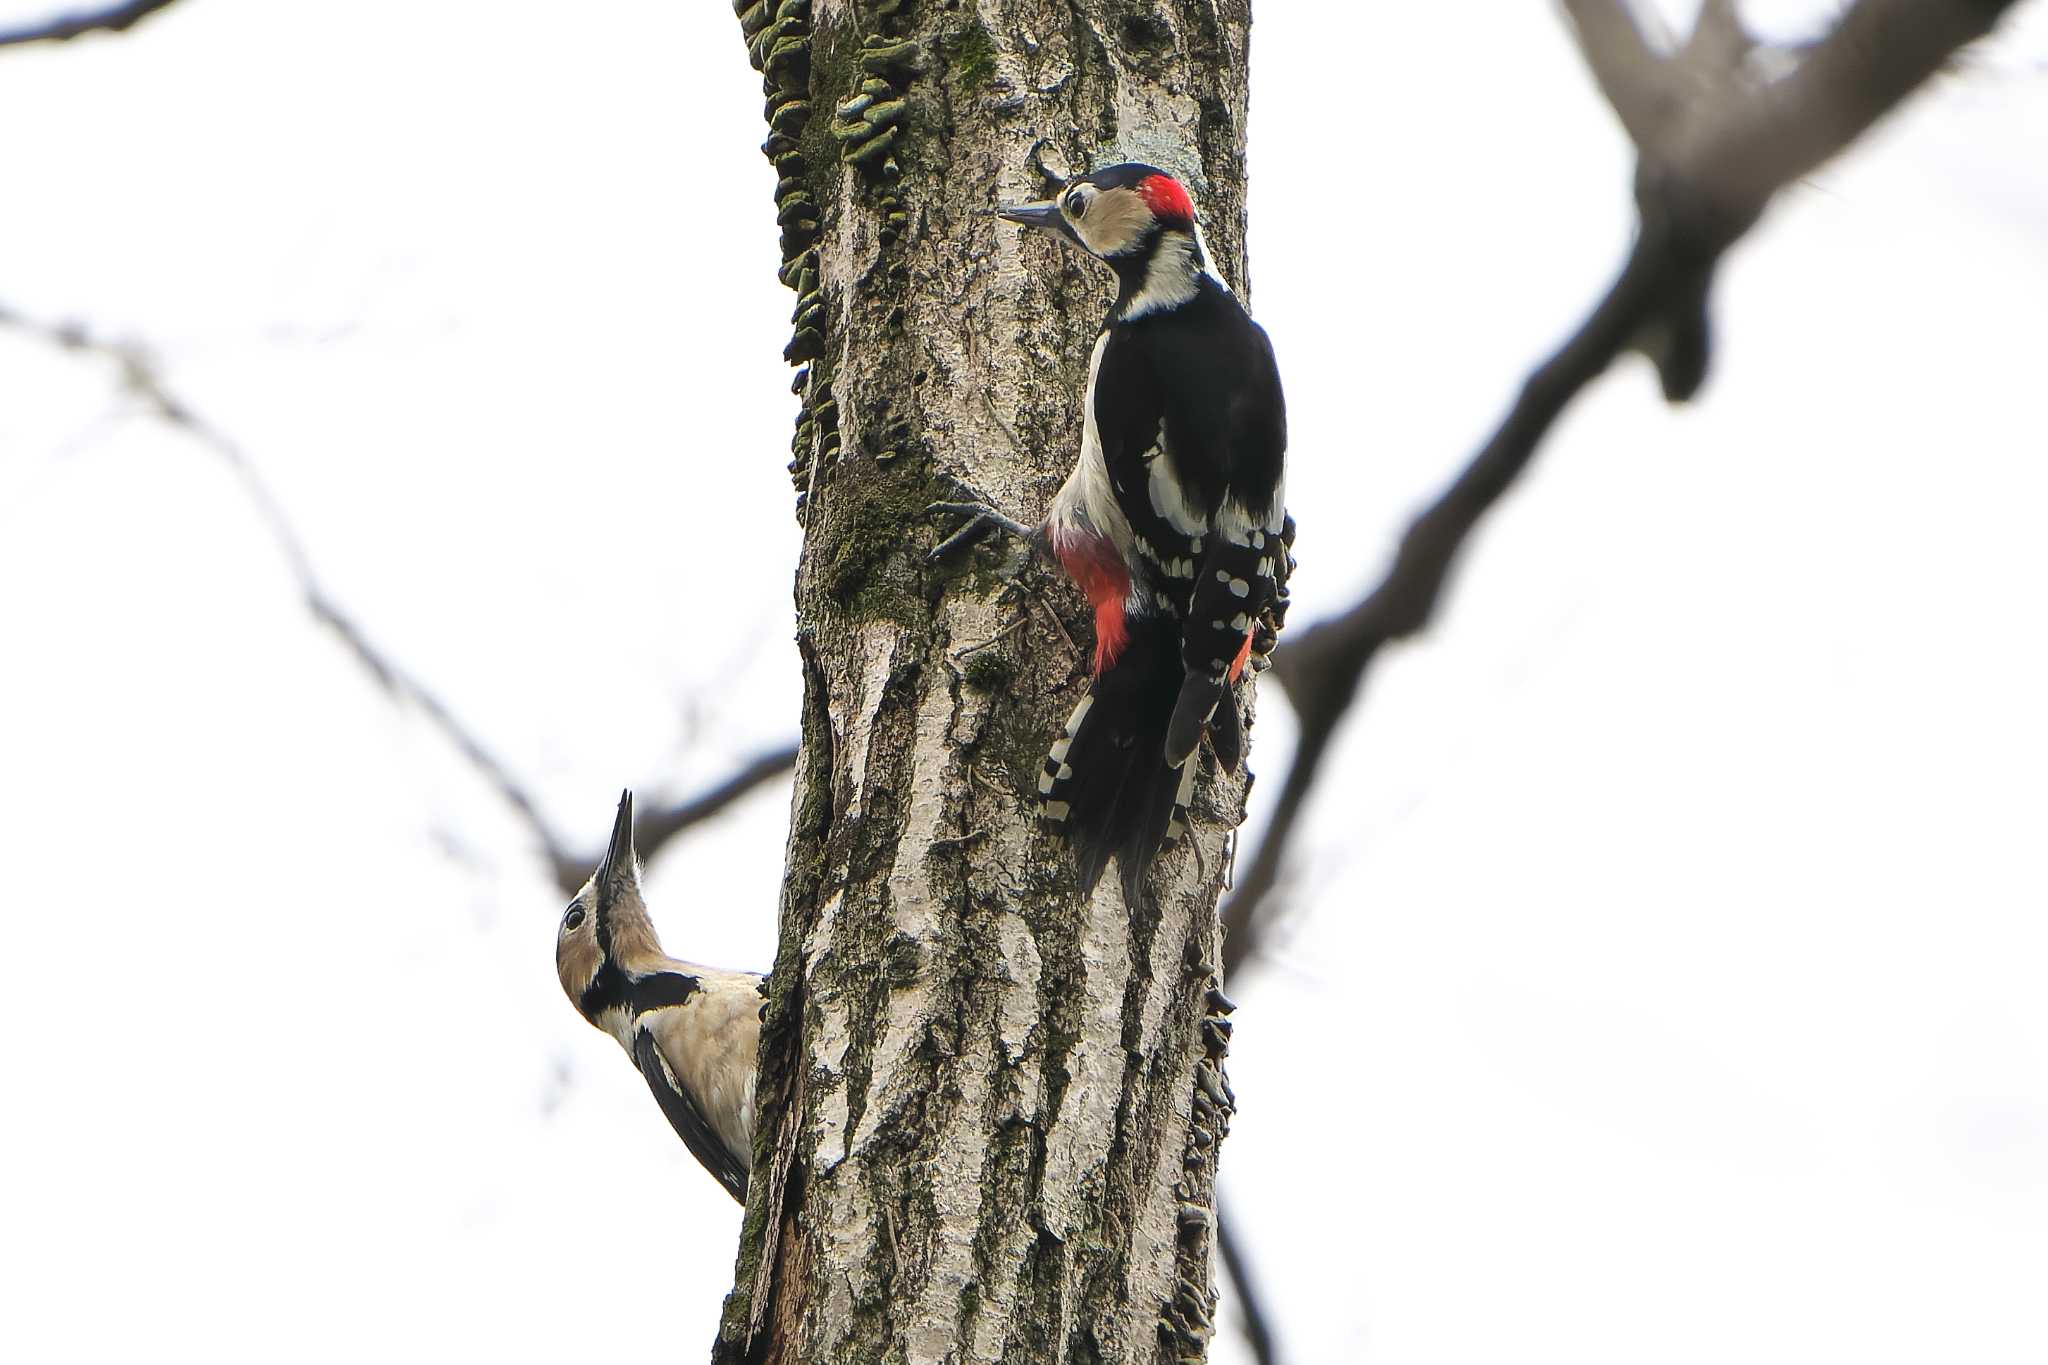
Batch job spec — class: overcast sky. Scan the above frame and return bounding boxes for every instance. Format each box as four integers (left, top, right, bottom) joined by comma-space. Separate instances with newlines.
3, 2, 2045, 1362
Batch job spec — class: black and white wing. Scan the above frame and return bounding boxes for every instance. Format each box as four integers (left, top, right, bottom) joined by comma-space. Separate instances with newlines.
631, 1026, 750, 1202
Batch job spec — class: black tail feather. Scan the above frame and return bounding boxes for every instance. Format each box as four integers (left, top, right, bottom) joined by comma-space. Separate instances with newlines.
1166, 673, 1225, 768
1209, 686, 1244, 772
1040, 615, 1188, 904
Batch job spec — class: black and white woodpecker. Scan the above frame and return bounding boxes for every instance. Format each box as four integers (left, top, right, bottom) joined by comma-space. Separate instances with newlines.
554, 790, 762, 1202
935, 162, 1294, 904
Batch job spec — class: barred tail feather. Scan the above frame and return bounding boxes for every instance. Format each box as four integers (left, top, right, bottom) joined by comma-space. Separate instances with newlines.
1039, 615, 1188, 905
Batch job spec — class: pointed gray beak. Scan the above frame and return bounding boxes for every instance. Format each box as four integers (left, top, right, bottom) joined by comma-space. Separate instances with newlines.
997, 198, 1079, 246
597, 788, 636, 896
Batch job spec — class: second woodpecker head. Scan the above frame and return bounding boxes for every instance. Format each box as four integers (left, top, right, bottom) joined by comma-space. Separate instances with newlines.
555, 789, 663, 1030
998, 162, 1201, 263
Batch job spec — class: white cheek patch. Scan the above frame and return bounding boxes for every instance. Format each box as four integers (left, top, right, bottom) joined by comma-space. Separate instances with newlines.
1122, 231, 1201, 319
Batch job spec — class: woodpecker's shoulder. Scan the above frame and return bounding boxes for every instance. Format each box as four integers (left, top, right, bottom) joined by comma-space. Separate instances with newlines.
637, 968, 763, 1090
1094, 278, 1285, 515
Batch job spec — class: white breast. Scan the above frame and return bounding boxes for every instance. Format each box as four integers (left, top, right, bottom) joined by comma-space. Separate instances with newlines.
1048, 331, 1136, 566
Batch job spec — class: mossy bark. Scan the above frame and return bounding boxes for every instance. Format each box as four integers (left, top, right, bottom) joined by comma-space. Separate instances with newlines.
719, 3, 1255, 1361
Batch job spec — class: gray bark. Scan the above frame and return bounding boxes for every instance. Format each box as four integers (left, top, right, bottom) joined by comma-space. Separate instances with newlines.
715, 2, 1256, 1362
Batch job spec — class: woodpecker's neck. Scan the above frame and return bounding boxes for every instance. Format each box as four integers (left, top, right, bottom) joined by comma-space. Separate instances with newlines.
579, 949, 700, 1046
1112, 226, 1215, 321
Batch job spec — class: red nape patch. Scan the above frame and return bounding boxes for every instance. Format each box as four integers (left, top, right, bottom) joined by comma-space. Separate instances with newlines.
1226, 629, 1254, 684
1139, 174, 1195, 227
1053, 530, 1133, 675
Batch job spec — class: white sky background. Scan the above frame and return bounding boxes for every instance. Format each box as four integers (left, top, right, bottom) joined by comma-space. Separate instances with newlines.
1, 1, 2044, 1361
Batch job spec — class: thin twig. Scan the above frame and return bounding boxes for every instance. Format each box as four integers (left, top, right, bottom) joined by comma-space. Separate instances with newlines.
0, 0, 184, 49
1020, 583, 1080, 659
980, 385, 1031, 459
953, 613, 1030, 659
21, 309, 588, 874
1, 302, 798, 892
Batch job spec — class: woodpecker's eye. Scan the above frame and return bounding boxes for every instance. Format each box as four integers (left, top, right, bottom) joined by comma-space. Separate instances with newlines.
563, 904, 586, 932
1065, 190, 1089, 218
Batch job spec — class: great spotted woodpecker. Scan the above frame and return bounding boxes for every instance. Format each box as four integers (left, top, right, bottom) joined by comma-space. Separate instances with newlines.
936, 162, 1294, 904
555, 790, 762, 1202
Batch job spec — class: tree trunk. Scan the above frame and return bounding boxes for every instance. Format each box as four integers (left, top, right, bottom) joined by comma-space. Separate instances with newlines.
716, 3, 1255, 1360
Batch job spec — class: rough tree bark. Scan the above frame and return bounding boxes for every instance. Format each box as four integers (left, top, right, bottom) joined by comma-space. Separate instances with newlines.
714, 2, 1257, 1361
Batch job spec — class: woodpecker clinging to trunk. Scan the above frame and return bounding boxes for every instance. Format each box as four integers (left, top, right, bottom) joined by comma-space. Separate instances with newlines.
554, 790, 763, 1202
934, 161, 1294, 905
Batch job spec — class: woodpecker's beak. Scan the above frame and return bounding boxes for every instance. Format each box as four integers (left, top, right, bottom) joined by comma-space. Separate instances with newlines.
597, 788, 637, 901
997, 199, 1079, 247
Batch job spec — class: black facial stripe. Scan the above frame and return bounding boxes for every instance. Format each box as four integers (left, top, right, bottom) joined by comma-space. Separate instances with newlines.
579, 965, 701, 1022
578, 960, 629, 1020
629, 971, 701, 1014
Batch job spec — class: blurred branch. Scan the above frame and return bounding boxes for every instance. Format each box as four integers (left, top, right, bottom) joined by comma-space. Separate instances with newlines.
0, 0, 185, 49
618, 747, 801, 887
1221, 0, 2029, 979
0, 301, 797, 892
1217, 1197, 1280, 1365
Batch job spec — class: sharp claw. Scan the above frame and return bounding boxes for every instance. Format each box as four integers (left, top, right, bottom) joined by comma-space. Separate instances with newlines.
926, 495, 1033, 562
929, 515, 997, 561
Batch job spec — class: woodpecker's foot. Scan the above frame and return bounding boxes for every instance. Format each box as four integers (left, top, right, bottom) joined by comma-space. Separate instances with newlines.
927, 481, 1034, 561
928, 502, 1034, 559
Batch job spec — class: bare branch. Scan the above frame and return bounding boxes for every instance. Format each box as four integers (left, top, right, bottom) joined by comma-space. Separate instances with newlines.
558, 743, 800, 895
6, 303, 586, 875
0, 0, 184, 50
1, 302, 796, 893
1218, 1197, 1281, 1365
1558, 0, 1670, 147
1223, 0, 2031, 977
1700, 0, 2016, 215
